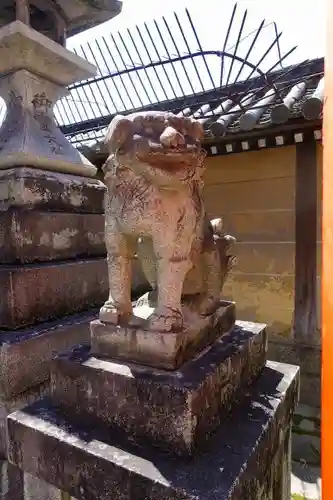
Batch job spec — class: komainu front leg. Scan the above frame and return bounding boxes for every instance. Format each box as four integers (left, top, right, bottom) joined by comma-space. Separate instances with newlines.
148, 229, 193, 332
100, 223, 136, 325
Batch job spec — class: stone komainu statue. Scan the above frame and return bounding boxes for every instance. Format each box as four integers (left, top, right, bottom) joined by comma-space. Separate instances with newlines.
100, 111, 235, 332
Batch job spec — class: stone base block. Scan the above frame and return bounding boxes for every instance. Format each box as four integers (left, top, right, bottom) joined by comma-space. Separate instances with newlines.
268, 337, 321, 407
23, 473, 75, 500
0, 210, 105, 264
7, 361, 300, 500
0, 167, 105, 213
52, 321, 267, 456
0, 258, 108, 329
0, 310, 98, 399
0, 382, 49, 458
1, 461, 78, 500
91, 300, 236, 370
0, 460, 23, 500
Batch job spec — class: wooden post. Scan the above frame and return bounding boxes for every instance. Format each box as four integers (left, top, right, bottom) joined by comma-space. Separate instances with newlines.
16, 0, 30, 25
323, 0, 333, 497
294, 138, 317, 341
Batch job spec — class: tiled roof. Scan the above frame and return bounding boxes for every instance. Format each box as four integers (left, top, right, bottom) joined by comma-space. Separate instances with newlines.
70, 57, 324, 155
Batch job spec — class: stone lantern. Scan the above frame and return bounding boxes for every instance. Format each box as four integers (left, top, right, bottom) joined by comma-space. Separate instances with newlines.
0, 3, 121, 497
0, 0, 121, 175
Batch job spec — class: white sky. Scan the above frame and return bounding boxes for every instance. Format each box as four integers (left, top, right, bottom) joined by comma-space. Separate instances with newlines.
69, 0, 326, 63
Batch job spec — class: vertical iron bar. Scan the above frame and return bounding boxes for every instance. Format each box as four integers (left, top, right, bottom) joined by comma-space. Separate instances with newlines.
72, 46, 100, 119
55, 99, 72, 125
219, 3, 237, 86
226, 9, 248, 86
96, 37, 130, 109
173, 11, 205, 92
126, 27, 159, 101
185, 8, 216, 89
86, 40, 119, 114
153, 19, 186, 96
136, 25, 169, 100
273, 21, 283, 67
246, 31, 283, 81
109, 32, 145, 107
234, 19, 265, 83
65, 93, 84, 123
117, 30, 153, 104
76, 44, 105, 117
144, 21, 178, 98
162, 16, 196, 94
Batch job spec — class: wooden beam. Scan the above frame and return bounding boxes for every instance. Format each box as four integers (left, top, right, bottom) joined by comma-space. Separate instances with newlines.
294, 139, 318, 341
16, 0, 30, 25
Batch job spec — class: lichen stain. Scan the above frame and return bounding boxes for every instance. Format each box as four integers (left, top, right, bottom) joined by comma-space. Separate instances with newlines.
12, 216, 33, 247
87, 231, 104, 245
52, 229, 78, 250
39, 233, 51, 246
21, 183, 53, 205
64, 185, 86, 207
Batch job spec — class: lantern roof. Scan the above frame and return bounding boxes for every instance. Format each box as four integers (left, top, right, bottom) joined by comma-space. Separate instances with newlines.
0, 0, 122, 37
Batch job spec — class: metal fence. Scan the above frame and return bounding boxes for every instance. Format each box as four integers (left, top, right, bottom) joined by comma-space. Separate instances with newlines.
0, 3, 322, 149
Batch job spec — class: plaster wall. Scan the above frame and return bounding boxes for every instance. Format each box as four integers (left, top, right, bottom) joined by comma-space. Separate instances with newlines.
204, 144, 322, 339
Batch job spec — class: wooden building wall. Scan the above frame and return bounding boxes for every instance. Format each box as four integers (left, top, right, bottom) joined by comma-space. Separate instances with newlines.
203, 144, 322, 339
317, 143, 323, 334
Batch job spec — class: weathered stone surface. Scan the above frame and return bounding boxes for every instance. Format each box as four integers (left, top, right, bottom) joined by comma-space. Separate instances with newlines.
53, 321, 266, 456
299, 373, 320, 408
0, 22, 98, 176
292, 432, 320, 466
54, 0, 122, 37
0, 460, 24, 500
7, 361, 300, 500
100, 111, 236, 334
0, 381, 49, 458
0, 310, 97, 399
0, 22, 96, 87
0, 1, 122, 45
1, 461, 77, 500
268, 337, 321, 407
0, 168, 105, 213
0, 210, 105, 264
24, 473, 66, 500
91, 300, 236, 369
291, 461, 321, 500
0, 258, 108, 329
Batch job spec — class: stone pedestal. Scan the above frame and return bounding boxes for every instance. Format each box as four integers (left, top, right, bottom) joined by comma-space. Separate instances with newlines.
91, 300, 236, 369
0, 168, 108, 331
52, 320, 265, 456
0, 167, 149, 498
0, 168, 107, 498
6, 318, 300, 499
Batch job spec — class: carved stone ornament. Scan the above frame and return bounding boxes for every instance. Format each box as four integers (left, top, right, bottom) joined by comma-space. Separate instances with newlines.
0, 21, 97, 176
100, 111, 236, 334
